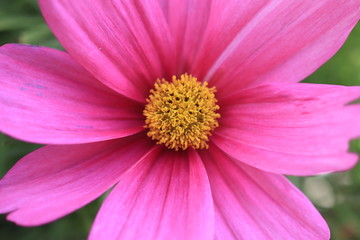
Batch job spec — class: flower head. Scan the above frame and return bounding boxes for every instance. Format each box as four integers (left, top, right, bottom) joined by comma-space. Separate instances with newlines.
0, 1, 359, 239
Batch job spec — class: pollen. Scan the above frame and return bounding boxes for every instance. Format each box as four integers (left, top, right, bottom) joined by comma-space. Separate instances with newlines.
144, 74, 220, 151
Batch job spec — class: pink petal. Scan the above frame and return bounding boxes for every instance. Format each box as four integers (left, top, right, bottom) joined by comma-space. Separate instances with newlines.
0, 44, 143, 144
213, 83, 360, 175
89, 149, 214, 240
200, 145, 330, 239
0, 134, 154, 226
158, 0, 212, 74
192, 0, 359, 90
39, 0, 175, 102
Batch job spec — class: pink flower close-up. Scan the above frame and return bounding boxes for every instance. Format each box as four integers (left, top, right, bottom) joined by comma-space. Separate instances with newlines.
0, 0, 360, 239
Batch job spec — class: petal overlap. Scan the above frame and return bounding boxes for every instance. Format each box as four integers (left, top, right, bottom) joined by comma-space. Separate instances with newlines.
192, 0, 359, 90
213, 83, 360, 175
0, 134, 153, 226
39, 0, 176, 102
0, 44, 143, 144
157, 0, 212, 74
200, 145, 330, 239
89, 149, 214, 240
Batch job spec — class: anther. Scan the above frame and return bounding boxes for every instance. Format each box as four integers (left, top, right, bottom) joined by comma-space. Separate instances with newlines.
143, 74, 220, 151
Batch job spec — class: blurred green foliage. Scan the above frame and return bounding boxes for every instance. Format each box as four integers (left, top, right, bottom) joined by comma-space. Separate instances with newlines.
0, 0, 359, 239
0, 0, 61, 48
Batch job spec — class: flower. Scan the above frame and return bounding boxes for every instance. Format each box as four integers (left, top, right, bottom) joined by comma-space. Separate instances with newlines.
0, 0, 359, 239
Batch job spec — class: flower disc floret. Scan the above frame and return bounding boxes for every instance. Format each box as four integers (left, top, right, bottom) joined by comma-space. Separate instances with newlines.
144, 74, 220, 151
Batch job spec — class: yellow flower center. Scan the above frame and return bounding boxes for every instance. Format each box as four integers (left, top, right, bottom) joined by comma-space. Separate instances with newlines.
144, 74, 220, 151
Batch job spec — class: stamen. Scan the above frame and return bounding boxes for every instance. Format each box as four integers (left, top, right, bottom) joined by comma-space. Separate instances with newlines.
143, 74, 220, 151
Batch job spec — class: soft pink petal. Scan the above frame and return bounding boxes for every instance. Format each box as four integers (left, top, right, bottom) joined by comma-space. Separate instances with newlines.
0, 134, 153, 226
192, 0, 359, 90
200, 145, 330, 240
157, 0, 212, 74
39, 0, 175, 102
0, 44, 143, 144
214, 83, 360, 175
89, 149, 214, 240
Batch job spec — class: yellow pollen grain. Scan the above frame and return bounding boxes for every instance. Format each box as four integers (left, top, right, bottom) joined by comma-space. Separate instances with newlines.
143, 74, 220, 151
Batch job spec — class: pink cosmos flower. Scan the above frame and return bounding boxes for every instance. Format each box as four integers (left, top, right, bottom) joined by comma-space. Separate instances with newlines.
1, 0, 359, 239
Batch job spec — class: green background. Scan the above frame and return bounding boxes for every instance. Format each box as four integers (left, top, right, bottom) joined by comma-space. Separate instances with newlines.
0, 0, 359, 239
